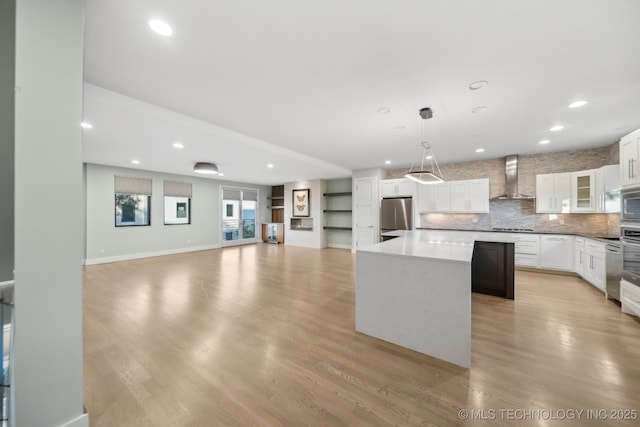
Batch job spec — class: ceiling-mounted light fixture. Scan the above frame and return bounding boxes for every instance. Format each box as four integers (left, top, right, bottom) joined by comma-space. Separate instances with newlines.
404, 107, 444, 185
193, 162, 218, 174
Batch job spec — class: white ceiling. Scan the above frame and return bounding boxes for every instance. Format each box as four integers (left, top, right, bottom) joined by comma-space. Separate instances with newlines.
83, 0, 640, 185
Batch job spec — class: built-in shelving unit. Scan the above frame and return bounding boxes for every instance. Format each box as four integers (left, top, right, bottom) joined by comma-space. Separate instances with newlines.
267, 185, 285, 223
323, 190, 352, 231
263, 185, 285, 242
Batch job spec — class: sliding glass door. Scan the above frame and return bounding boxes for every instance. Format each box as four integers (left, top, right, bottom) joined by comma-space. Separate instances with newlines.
222, 187, 259, 246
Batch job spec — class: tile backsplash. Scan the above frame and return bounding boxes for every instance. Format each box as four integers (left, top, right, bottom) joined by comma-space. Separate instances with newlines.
419, 200, 620, 236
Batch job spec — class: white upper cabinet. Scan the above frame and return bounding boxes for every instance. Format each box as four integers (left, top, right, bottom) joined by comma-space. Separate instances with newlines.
416, 182, 451, 212
620, 129, 640, 188
595, 164, 620, 213
417, 179, 488, 213
450, 179, 490, 213
536, 173, 571, 213
571, 169, 596, 212
381, 178, 414, 197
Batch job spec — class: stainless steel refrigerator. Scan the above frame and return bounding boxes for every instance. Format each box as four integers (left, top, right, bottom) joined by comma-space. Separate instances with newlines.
380, 197, 412, 239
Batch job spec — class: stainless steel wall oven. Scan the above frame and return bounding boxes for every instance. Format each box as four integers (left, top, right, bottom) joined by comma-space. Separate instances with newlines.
621, 224, 640, 287
621, 188, 640, 222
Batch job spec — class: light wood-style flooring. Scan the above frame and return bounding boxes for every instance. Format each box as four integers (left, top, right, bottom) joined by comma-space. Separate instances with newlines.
83, 244, 640, 426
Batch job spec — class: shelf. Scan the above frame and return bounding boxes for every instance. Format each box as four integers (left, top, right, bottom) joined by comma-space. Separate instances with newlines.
268, 206, 285, 209
323, 192, 352, 197
268, 196, 285, 200
323, 226, 352, 231
323, 209, 352, 213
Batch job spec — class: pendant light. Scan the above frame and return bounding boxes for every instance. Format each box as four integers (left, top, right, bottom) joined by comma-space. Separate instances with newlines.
404, 107, 444, 185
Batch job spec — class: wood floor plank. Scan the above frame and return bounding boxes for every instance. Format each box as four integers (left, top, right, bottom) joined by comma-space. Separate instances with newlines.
83, 244, 640, 426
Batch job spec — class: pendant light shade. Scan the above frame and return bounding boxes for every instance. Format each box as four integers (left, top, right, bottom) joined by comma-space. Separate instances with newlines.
193, 162, 219, 174
404, 107, 444, 185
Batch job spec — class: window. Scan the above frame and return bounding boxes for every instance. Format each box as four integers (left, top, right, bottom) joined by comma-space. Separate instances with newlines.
115, 175, 152, 227
164, 181, 192, 225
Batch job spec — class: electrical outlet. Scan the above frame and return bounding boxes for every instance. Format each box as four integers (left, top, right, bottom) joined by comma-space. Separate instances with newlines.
560, 219, 565, 225
100, 248, 105, 254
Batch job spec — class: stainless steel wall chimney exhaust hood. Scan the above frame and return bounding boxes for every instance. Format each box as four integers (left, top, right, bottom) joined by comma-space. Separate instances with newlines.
492, 155, 535, 200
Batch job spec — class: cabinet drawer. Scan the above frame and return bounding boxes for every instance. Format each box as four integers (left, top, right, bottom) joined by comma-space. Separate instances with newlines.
585, 240, 605, 254
515, 240, 539, 254
515, 254, 539, 267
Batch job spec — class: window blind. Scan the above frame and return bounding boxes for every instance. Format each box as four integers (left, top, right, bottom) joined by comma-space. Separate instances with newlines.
164, 181, 192, 198
114, 175, 152, 195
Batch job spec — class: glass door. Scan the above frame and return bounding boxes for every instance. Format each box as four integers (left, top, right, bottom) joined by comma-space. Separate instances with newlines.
222, 188, 259, 246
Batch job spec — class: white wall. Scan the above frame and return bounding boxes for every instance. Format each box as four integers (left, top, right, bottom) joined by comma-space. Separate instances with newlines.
85, 163, 270, 264
284, 180, 327, 249
14, 1, 87, 426
0, 0, 15, 282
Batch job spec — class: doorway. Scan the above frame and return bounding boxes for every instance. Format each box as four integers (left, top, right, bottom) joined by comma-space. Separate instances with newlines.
221, 187, 259, 246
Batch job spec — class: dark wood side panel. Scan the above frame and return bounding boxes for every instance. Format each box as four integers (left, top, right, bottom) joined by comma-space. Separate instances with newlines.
472, 241, 515, 299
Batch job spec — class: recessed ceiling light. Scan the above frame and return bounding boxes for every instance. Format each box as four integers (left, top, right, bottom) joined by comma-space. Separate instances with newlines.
267, 164, 274, 168
385, 160, 391, 165
425, 155, 433, 160
472, 106, 488, 113
148, 19, 173, 36
550, 125, 565, 132
469, 80, 488, 90
81, 122, 93, 129
172, 142, 184, 149
131, 160, 141, 165
568, 100, 588, 109
377, 108, 390, 114
539, 139, 551, 145
218, 173, 224, 177
475, 148, 485, 153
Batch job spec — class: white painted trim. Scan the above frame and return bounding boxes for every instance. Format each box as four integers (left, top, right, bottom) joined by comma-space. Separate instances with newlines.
60, 413, 89, 427
0, 280, 15, 289
84, 244, 221, 265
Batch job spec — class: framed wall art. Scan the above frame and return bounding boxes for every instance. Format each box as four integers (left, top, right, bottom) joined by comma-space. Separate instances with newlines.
292, 188, 310, 217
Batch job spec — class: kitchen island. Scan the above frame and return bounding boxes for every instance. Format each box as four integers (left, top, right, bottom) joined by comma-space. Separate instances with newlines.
356, 230, 514, 369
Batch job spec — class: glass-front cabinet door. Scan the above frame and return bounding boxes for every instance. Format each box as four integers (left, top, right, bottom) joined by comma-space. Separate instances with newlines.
571, 169, 596, 212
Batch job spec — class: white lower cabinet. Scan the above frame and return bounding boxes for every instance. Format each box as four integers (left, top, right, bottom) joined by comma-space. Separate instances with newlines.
583, 239, 606, 291
574, 237, 586, 276
621, 279, 640, 318
540, 235, 575, 271
510, 234, 540, 268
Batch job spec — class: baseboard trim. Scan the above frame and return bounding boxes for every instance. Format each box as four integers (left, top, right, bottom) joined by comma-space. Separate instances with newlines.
84, 244, 221, 265
62, 413, 89, 427
327, 244, 353, 250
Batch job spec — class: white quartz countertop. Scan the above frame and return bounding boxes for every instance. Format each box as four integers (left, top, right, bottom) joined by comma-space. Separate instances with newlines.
357, 230, 475, 262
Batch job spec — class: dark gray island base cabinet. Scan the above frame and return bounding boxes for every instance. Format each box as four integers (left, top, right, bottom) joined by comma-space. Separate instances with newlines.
472, 241, 515, 300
